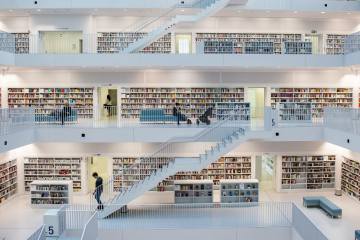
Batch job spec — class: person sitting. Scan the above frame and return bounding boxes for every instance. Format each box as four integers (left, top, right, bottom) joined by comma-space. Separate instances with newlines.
173, 103, 188, 124
197, 107, 212, 125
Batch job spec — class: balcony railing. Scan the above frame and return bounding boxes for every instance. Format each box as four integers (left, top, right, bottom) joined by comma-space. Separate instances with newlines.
0, 31, 353, 56
1, 106, 358, 137
29, 202, 329, 240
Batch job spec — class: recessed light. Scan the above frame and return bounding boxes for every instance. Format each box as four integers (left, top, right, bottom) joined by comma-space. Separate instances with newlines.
321, 11, 326, 14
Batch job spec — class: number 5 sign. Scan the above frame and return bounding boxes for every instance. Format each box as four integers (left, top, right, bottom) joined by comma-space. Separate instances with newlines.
43, 209, 62, 237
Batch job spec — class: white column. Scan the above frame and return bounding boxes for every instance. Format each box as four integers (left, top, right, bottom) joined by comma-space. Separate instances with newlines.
1, 70, 8, 108
353, 70, 360, 109
275, 155, 282, 192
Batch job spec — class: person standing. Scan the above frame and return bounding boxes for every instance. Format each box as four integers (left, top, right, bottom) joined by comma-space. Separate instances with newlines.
104, 94, 112, 116
92, 172, 103, 210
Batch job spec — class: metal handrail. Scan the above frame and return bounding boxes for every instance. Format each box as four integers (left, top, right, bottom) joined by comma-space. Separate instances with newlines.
90, 108, 244, 207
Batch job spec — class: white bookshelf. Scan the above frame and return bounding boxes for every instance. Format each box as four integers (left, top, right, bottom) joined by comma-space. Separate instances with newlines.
30, 180, 72, 207
12, 32, 29, 54
341, 157, 360, 201
112, 156, 252, 192
281, 155, 336, 190
8, 87, 94, 118
97, 32, 172, 53
326, 34, 347, 55
120, 87, 245, 119
112, 157, 173, 192
284, 41, 312, 54
271, 88, 353, 118
277, 102, 312, 122
215, 102, 250, 121
24, 157, 82, 193
0, 32, 15, 53
0, 159, 17, 204
164, 156, 252, 190
196, 33, 303, 54
220, 179, 259, 203
174, 180, 213, 204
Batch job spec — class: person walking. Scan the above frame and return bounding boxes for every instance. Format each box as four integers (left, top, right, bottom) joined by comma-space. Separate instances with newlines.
92, 172, 104, 210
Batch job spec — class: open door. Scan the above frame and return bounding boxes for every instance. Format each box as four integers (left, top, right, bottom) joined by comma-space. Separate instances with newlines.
247, 88, 265, 120
176, 34, 192, 54
98, 87, 118, 120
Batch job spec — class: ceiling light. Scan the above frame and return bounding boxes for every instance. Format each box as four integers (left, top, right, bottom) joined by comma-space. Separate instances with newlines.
320, 11, 326, 14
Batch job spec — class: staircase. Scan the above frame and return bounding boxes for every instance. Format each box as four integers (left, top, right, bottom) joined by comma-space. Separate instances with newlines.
92, 112, 249, 218
122, 0, 233, 53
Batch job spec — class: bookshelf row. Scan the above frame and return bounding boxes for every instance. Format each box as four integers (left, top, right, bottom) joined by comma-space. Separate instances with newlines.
97, 32, 172, 54
30, 180, 72, 206
112, 156, 252, 192
221, 179, 259, 203
1, 31, 348, 55
120, 87, 245, 119
196, 33, 346, 55
0, 159, 17, 204
24, 157, 82, 192
174, 179, 259, 204
281, 155, 336, 190
341, 157, 360, 201
3, 87, 360, 120
277, 102, 312, 122
271, 88, 353, 118
8, 88, 94, 118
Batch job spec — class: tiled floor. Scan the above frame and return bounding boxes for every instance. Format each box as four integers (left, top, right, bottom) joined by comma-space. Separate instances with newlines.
0, 190, 359, 240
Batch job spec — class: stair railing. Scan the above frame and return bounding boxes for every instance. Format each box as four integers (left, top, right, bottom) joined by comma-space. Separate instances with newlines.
122, 0, 223, 53
89, 107, 247, 208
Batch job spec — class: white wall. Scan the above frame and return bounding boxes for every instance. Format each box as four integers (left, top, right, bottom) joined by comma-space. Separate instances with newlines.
1, 15, 360, 35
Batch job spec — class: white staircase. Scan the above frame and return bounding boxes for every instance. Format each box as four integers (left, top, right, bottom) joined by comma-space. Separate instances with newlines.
97, 121, 248, 218
122, 0, 233, 53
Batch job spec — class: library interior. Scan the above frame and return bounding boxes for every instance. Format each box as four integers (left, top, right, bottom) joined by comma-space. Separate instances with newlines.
1, 0, 360, 239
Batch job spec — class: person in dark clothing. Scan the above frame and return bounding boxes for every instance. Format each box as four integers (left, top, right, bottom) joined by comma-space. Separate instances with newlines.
61, 104, 72, 125
104, 94, 112, 116
173, 102, 181, 125
92, 172, 104, 210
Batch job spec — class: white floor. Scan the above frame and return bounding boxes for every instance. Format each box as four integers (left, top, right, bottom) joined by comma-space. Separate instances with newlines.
0, 190, 359, 240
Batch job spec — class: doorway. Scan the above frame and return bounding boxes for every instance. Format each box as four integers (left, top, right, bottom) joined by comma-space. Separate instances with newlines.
255, 154, 276, 190
39, 31, 83, 54
98, 87, 118, 120
88, 156, 110, 193
247, 88, 265, 120
176, 34, 192, 54
305, 34, 322, 54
